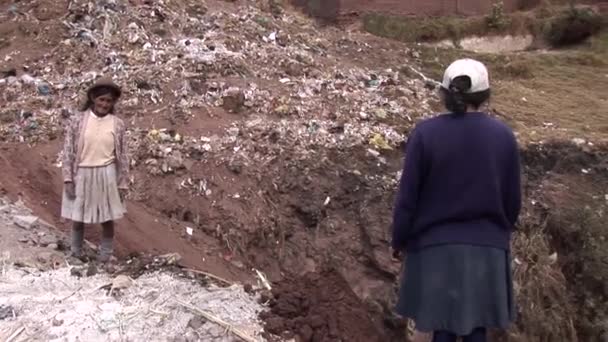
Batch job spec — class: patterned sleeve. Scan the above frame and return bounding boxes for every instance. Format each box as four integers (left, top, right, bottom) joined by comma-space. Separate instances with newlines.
62, 116, 77, 183
116, 118, 130, 190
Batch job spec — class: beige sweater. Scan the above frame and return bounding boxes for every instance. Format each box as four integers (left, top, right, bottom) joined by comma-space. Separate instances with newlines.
78, 111, 116, 167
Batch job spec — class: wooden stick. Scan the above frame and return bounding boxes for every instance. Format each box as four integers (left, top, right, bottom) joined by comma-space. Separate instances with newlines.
176, 300, 258, 342
182, 268, 233, 286
6, 326, 25, 342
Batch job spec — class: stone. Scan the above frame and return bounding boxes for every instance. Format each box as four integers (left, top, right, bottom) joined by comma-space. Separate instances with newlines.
167, 151, 185, 170
187, 316, 206, 330
222, 88, 246, 113
47, 243, 59, 250
227, 159, 243, 174
298, 324, 314, 341
70, 267, 83, 278
86, 263, 98, 277
0, 305, 14, 320
424, 80, 437, 90
13, 215, 39, 229
52, 317, 64, 326
231, 260, 245, 269
111, 275, 134, 290
38, 234, 57, 247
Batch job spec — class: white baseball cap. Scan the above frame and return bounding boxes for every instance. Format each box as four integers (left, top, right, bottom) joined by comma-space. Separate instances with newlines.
441, 58, 490, 93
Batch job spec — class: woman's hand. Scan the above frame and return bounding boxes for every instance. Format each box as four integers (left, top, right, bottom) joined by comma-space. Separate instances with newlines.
65, 182, 76, 200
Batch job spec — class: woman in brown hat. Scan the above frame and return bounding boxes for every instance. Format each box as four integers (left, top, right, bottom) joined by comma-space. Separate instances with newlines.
61, 78, 129, 265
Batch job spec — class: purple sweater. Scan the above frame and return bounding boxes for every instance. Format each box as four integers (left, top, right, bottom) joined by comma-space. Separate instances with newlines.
391, 112, 521, 251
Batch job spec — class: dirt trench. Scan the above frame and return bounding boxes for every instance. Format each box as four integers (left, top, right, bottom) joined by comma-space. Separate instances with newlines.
2, 135, 608, 341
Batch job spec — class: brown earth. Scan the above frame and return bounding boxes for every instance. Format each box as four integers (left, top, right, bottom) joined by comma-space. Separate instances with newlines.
1, 0, 607, 341
260, 270, 401, 342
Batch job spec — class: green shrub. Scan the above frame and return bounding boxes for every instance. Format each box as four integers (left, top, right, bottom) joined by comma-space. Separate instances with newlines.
544, 7, 605, 47
486, 1, 512, 31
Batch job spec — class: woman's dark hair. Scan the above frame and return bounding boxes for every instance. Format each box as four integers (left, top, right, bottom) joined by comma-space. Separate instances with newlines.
81, 86, 120, 112
440, 76, 491, 115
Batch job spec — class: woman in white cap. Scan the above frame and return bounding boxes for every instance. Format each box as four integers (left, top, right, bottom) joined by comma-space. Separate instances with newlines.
392, 59, 521, 342
61, 78, 129, 266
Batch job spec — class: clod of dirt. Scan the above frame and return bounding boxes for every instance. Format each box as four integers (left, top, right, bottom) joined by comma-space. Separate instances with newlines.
222, 88, 246, 113
187, 316, 207, 330
0, 305, 15, 320
70, 267, 82, 278
261, 271, 389, 342
86, 263, 98, 277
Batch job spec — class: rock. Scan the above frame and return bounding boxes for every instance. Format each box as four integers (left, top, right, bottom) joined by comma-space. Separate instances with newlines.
373, 108, 387, 120
160, 161, 170, 173
231, 260, 245, 269
86, 263, 98, 277
309, 314, 324, 328
0, 305, 14, 320
111, 275, 134, 290
37, 83, 51, 95
222, 88, 246, 113
36, 251, 55, 264
572, 138, 586, 146
284, 61, 304, 77
1, 68, 17, 78
167, 151, 185, 170
228, 159, 243, 174
70, 267, 83, 278
13, 215, 39, 229
259, 290, 272, 304
47, 243, 58, 250
243, 283, 254, 294
38, 234, 57, 247
264, 317, 285, 334
187, 316, 207, 330
298, 324, 314, 341
52, 317, 64, 326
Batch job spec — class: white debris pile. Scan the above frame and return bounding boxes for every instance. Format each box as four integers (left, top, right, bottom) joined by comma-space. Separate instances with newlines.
0, 267, 266, 342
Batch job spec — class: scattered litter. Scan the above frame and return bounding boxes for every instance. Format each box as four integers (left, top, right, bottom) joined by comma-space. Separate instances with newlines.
0, 266, 265, 341
254, 269, 271, 291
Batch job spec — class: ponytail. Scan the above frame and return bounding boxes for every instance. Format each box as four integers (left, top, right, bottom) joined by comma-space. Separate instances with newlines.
441, 76, 491, 115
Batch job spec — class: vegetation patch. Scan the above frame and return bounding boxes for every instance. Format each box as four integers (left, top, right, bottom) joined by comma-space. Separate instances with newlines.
363, 2, 607, 49
543, 6, 606, 47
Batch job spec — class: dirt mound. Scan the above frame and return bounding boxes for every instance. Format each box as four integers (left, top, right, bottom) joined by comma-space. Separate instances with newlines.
261, 270, 400, 342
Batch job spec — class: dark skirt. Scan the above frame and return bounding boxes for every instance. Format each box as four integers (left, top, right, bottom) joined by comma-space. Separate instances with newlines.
396, 244, 516, 336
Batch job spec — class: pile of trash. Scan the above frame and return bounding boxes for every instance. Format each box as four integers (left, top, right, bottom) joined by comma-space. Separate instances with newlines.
0, 0, 435, 151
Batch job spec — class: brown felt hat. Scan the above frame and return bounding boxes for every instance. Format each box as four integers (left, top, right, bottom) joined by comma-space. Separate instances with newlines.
87, 77, 122, 99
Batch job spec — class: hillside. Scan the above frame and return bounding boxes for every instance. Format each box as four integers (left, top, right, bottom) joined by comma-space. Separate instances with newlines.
0, 0, 607, 341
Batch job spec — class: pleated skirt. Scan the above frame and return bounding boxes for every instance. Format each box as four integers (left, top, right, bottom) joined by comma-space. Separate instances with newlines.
61, 163, 126, 224
396, 244, 516, 336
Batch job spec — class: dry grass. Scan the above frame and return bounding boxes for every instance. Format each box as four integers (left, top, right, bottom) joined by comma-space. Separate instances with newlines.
362, 11, 532, 44
408, 31, 608, 143
545, 202, 608, 339
509, 220, 578, 341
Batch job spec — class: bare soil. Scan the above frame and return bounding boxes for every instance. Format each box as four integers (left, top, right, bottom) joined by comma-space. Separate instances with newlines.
1, 0, 607, 341
260, 270, 401, 342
